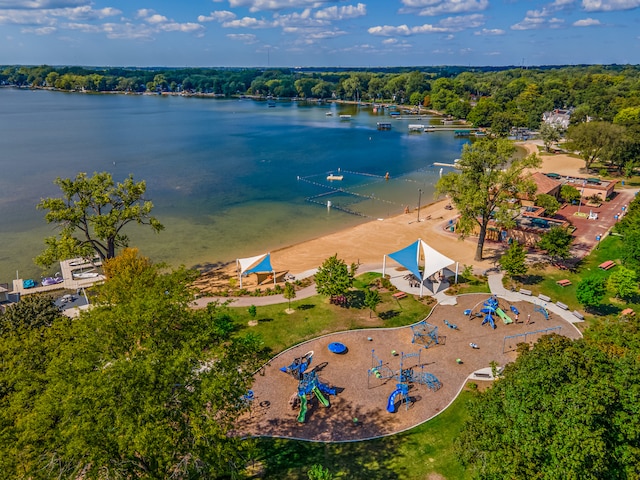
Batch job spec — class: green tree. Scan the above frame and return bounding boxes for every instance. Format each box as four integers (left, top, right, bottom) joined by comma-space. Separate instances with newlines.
436, 138, 540, 261
248, 304, 257, 319
0, 294, 63, 334
566, 121, 624, 170
607, 266, 638, 300
308, 464, 334, 480
535, 193, 560, 217
36, 172, 164, 266
576, 275, 607, 309
539, 122, 562, 152
284, 282, 296, 311
315, 254, 353, 301
456, 334, 639, 479
499, 241, 528, 277
364, 288, 381, 318
0, 250, 268, 478
537, 226, 573, 261
560, 184, 581, 204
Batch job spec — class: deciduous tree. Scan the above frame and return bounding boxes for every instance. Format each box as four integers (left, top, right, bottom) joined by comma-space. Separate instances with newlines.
315, 254, 353, 301
499, 241, 528, 277
537, 226, 573, 261
576, 275, 607, 309
36, 172, 164, 267
436, 139, 540, 261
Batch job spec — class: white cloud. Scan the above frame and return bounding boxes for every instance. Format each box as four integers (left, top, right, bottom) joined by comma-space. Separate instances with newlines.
315, 3, 366, 20
409, 0, 490, 16
228, 0, 334, 12
198, 10, 236, 22
369, 14, 484, 36
226, 32, 258, 43
222, 16, 270, 28
439, 13, 484, 29
573, 17, 601, 25
21, 25, 56, 34
582, 0, 640, 10
474, 27, 505, 35
511, 15, 546, 30
0, 0, 87, 8
146, 14, 168, 24
159, 22, 203, 33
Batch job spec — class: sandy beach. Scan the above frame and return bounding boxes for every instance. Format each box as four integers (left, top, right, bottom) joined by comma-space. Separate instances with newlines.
195, 142, 588, 288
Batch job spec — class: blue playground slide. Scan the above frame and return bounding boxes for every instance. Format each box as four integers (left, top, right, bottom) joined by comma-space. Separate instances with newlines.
482, 313, 496, 329
387, 388, 404, 413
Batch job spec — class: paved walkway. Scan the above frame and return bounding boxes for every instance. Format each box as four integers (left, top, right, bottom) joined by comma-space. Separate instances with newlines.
192, 267, 584, 325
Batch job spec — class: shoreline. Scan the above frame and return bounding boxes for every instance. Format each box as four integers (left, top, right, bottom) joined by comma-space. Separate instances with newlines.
196, 142, 592, 288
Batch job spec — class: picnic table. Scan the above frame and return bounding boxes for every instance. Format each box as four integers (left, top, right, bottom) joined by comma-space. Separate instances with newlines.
599, 260, 615, 270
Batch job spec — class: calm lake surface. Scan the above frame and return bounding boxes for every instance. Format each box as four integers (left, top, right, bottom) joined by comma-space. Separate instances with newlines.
0, 88, 468, 282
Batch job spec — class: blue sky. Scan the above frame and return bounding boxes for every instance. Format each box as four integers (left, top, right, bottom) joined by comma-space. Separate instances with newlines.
1, 0, 639, 67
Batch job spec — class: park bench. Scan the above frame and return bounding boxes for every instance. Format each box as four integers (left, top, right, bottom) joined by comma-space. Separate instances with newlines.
538, 294, 551, 302
519, 288, 532, 295
556, 279, 572, 287
572, 310, 585, 320
556, 301, 569, 310
599, 260, 615, 270
474, 372, 492, 378
392, 291, 407, 300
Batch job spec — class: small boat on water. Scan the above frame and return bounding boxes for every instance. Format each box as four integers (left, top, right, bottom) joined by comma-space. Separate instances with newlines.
327, 174, 344, 181
68, 256, 100, 267
326, 112, 333, 116
339, 114, 351, 120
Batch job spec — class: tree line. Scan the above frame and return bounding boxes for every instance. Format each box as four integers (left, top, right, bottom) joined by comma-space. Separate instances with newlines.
3, 64, 639, 126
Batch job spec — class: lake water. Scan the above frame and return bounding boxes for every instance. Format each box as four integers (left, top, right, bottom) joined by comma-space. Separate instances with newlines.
0, 88, 468, 282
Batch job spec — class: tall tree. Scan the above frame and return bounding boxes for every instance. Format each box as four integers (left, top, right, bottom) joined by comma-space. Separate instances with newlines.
36, 172, 164, 266
607, 266, 638, 300
436, 139, 540, 261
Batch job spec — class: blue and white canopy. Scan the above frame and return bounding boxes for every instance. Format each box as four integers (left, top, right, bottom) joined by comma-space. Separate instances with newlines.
383, 239, 456, 296
237, 253, 276, 288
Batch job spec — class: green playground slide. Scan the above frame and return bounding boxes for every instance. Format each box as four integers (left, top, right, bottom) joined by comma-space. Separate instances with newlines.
496, 308, 513, 324
297, 394, 308, 423
313, 387, 330, 407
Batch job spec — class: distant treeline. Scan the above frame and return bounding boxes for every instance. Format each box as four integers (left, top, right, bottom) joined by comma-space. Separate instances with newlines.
2, 64, 640, 130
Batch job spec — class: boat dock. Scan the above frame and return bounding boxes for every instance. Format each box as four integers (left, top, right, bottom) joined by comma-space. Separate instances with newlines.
11, 257, 106, 296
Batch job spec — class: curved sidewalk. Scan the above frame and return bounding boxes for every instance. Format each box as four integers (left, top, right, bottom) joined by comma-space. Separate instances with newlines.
192, 269, 584, 325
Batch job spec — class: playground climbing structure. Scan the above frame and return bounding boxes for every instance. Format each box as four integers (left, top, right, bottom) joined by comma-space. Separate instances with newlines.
368, 349, 442, 413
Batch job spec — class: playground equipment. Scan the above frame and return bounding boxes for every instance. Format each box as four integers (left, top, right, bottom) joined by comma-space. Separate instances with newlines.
502, 326, 562, 353
369, 349, 442, 413
534, 301, 550, 320
281, 351, 337, 423
295, 369, 336, 423
410, 320, 439, 348
280, 350, 313, 379
479, 296, 514, 328
443, 319, 458, 330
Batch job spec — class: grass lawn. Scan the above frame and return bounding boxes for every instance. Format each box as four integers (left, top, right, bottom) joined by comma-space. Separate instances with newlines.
230, 276, 434, 354
251, 390, 472, 479
507, 235, 634, 322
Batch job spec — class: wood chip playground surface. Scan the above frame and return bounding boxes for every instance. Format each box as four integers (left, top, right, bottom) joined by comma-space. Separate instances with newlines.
233, 294, 582, 442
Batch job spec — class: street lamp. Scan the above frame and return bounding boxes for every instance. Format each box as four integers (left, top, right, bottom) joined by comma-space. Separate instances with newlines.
417, 188, 423, 222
